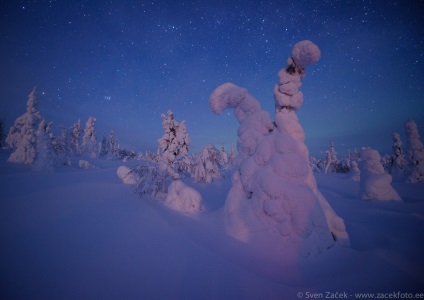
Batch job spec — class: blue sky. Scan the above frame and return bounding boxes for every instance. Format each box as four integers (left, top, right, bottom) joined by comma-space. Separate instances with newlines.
1, 1, 423, 157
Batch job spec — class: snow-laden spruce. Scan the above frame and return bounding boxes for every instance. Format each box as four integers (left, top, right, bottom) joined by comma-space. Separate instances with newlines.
158, 110, 190, 165
193, 144, 221, 183
404, 119, 424, 183
209, 40, 349, 257
390, 132, 407, 179
6, 87, 43, 164
33, 119, 55, 171
359, 147, 401, 201
81, 116, 97, 158
69, 119, 82, 156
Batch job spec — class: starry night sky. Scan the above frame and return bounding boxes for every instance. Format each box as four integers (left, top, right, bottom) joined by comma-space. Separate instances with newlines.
1, 0, 423, 157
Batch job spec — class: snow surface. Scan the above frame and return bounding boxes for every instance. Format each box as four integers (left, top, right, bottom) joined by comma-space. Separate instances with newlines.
1, 150, 424, 299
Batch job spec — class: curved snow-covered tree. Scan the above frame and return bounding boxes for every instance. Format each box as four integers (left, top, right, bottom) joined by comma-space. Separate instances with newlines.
404, 119, 424, 183
81, 116, 97, 158
209, 40, 349, 258
6, 87, 43, 164
157, 110, 190, 165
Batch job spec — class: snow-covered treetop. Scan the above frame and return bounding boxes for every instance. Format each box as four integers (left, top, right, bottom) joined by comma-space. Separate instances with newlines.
290, 40, 321, 68
209, 82, 262, 122
26, 86, 41, 116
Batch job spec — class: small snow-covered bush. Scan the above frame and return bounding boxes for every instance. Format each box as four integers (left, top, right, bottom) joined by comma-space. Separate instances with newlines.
130, 160, 179, 197
165, 180, 203, 213
78, 160, 94, 169
117, 165, 138, 184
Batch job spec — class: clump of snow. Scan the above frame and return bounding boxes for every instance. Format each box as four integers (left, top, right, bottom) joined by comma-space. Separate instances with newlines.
209, 83, 262, 122
210, 40, 349, 258
78, 159, 94, 169
165, 180, 203, 213
117, 165, 138, 184
290, 40, 321, 68
359, 148, 401, 201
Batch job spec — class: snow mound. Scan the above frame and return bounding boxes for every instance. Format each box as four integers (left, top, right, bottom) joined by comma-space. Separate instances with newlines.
165, 180, 203, 213
78, 160, 94, 169
359, 148, 401, 201
117, 165, 138, 184
291, 40, 321, 68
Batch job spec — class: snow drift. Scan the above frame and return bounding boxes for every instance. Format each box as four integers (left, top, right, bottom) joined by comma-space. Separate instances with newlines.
210, 40, 349, 259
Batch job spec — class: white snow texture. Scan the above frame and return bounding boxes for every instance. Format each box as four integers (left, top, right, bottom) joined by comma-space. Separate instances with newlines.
117, 165, 138, 184
359, 148, 401, 201
165, 180, 203, 213
210, 41, 349, 257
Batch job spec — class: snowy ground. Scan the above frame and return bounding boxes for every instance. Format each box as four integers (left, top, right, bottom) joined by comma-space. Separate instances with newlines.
1, 152, 424, 299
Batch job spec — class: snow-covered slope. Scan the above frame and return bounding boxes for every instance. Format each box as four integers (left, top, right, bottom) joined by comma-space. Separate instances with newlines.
1, 153, 423, 299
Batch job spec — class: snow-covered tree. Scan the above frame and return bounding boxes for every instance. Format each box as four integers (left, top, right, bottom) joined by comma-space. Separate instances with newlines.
99, 135, 108, 157
209, 41, 348, 257
0, 119, 6, 148
349, 160, 360, 181
324, 141, 340, 174
404, 119, 424, 183
109, 129, 117, 156
174, 155, 193, 176
218, 144, 229, 168
359, 147, 401, 201
229, 144, 236, 162
6, 87, 43, 164
157, 111, 190, 165
309, 156, 321, 173
81, 116, 97, 158
52, 125, 71, 166
33, 119, 55, 171
193, 144, 221, 183
130, 160, 179, 197
390, 132, 407, 177
69, 120, 82, 156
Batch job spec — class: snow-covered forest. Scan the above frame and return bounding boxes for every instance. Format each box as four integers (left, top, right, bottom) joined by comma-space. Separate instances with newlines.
1, 41, 423, 299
